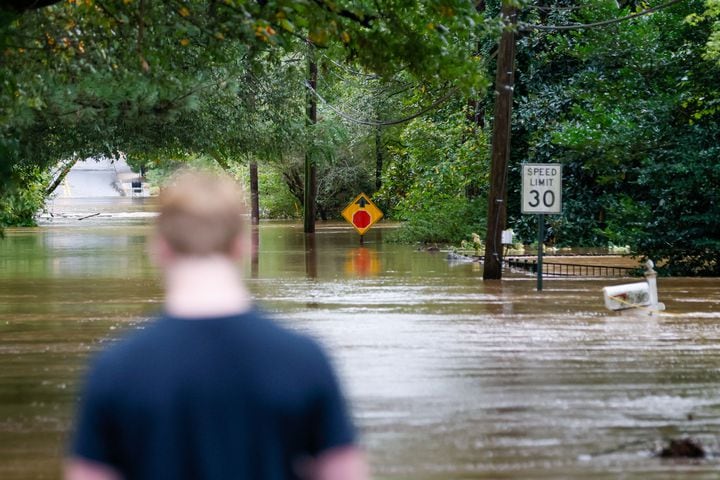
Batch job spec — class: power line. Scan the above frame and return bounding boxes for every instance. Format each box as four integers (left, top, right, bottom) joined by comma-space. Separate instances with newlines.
526, 5, 584, 12
519, 0, 687, 31
314, 71, 380, 120
304, 81, 458, 126
321, 55, 382, 80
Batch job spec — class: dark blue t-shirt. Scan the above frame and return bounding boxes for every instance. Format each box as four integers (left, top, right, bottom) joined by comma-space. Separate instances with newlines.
71, 309, 356, 480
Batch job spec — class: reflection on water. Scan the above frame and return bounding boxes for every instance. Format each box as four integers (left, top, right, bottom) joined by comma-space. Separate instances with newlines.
2, 200, 720, 479
345, 247, 382, 277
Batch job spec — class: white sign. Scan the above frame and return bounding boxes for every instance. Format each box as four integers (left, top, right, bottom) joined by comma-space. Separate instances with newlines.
522, 163, 562, 214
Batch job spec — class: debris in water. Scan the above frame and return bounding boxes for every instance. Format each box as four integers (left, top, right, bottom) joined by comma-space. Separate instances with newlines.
658, 438, 705, 459
446, 252, 475, 263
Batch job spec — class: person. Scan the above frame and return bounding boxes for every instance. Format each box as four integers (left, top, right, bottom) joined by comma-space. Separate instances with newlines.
66, 171, 368, 480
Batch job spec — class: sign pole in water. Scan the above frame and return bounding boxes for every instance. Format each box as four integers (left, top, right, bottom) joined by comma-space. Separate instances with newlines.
537, 214, 544, 291
522, 164, 562, 292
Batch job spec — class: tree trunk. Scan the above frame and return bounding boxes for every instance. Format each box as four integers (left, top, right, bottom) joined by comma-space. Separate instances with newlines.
249, 161, 259, 225
281, 164, 305, 206
250, 226, 259, 278
483, 4, 517, 280
304, 47, 318, 234
45, 158, 79, 196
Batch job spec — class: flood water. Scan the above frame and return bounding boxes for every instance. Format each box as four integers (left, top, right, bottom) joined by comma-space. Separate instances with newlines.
2, 198, 720, 479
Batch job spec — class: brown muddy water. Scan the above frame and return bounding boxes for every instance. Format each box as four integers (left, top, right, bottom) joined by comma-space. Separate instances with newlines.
2, 198, 720, 479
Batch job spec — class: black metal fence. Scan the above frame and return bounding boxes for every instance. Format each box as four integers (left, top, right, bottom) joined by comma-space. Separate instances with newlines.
506, 257, 638, 277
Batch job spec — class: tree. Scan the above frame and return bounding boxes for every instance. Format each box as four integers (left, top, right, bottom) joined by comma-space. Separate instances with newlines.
377, 95, 489, 244
1, 0, 493, 229
507, 0, 720, 274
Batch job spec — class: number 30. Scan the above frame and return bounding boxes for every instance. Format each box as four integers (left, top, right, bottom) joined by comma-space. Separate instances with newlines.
528, 190, 555, 208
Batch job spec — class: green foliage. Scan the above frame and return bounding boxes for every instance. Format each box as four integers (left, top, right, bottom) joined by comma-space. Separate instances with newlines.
391, 195, 487, 245
258, 167, 301, 219
619, 127, 720, 276
141, 154, 225, 186
309, 79, 381, 219
0, 165, 48, 229
379, 104, 489, 244
0, 0, 495, 229
508, 0, 720, 274
698, 0, 720, 61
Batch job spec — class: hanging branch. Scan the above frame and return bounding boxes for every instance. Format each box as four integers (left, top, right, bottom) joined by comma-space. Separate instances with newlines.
45, 158, 79, 196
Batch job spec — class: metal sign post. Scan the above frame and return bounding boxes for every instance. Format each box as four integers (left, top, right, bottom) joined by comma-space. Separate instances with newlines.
522, 164, 562, 292
537, 214, 544, 291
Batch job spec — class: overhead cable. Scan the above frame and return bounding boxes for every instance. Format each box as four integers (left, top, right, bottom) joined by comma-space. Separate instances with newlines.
519, 0, 687, 31
322, 55, 382, 80
304, 81, 458, 126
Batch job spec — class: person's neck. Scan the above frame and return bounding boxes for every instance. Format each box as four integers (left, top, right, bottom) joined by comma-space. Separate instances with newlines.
163, 255, 252, 319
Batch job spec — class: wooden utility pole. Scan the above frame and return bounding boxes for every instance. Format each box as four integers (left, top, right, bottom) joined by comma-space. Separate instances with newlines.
483, 3, 517, 280
304, 47, 318, 234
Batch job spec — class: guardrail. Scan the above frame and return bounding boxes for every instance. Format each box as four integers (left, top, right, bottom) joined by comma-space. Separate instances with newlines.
506, 257, 638, 277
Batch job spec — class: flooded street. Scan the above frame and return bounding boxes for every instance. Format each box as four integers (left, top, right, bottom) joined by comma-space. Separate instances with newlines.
2, 198, 720, 479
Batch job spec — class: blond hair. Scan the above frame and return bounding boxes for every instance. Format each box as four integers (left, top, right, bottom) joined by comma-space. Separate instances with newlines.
157, 170, 247, 256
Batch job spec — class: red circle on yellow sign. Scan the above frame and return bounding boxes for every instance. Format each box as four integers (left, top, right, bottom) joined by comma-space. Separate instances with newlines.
352, 210, 371, 229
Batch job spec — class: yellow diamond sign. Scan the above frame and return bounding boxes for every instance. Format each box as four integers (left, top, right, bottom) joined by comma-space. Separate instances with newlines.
341, 193, 383, 236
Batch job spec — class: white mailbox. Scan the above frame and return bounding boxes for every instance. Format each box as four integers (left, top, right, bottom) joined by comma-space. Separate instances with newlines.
603, 282, 651, 311
602, 260, 665, 315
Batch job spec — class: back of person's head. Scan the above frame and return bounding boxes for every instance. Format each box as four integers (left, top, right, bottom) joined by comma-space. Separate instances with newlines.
156, 169, 247, 256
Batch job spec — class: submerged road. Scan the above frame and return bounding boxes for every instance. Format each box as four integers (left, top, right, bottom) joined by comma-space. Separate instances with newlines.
52, 157, 139, 199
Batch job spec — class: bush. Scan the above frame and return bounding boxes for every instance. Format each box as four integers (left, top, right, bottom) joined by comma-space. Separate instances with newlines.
0, 166, 48, 229
378, 104, 490, 245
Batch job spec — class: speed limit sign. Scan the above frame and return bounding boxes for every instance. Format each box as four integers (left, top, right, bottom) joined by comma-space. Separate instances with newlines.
522, 164, 562, 214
